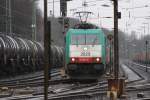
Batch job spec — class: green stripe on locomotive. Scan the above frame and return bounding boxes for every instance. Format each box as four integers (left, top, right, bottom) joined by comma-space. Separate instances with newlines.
65, 28, 107, 64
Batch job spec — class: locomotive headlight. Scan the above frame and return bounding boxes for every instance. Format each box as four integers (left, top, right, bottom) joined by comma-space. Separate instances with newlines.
71, 58, 75, 62
83, 47, 88, 51
96, 58, 100, 62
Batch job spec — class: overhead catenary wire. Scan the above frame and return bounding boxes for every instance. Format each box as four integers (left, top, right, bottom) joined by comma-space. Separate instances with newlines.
47, 0, 105, 4
85, 0, 104, 3
48, 0, 59, 4
70, 4, 97, 11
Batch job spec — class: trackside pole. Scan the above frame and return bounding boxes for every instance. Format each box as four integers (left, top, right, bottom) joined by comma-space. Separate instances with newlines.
113, 0, 119, 81
44, 0, 51, 100
107, 0, 125, 99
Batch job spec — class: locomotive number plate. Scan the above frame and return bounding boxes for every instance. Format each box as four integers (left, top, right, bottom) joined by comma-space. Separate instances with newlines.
81, 52, 90, 56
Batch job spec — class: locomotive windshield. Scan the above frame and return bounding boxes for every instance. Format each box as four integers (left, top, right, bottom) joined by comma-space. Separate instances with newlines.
71, 34, 99, 45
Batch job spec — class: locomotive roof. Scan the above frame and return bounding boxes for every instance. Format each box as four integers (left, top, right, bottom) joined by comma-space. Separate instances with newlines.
73, 23, 99, 29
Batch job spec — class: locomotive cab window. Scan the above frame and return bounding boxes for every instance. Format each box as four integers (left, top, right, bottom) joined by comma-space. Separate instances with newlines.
71, 34, 85, 45
71, 34, 99, 45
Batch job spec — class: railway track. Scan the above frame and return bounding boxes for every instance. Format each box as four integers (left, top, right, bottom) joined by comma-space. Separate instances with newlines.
0, 68, 100, 89
3, 80, 108, 100
121, 61, 150, 98
0, 68, 59, 82
132, 62, 150, 72
48, 86, 107, 100
0, 68, 61, 88
5, 79, 149, 100
0, 68, 107, 89
125, 61, 150, 82
127, 83, 150, 91
46, 73, 146, 100
0, 61, 146, 100
0, 67, 108, 99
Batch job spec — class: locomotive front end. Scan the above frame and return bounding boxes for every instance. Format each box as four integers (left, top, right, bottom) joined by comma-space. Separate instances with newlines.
65, 29, 106, 79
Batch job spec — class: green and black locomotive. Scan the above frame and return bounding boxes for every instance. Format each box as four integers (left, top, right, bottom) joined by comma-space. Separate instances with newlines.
64, 23, 109, 79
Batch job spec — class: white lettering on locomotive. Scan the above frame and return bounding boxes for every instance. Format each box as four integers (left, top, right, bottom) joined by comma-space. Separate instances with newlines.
70, 45, 102, 57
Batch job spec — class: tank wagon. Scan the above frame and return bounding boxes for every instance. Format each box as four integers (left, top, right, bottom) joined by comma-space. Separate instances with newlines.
0, 34, 64, 78
64, 23, 109, 79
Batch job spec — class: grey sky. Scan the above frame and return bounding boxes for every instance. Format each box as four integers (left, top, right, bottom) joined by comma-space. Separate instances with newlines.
38, 0, 150, 36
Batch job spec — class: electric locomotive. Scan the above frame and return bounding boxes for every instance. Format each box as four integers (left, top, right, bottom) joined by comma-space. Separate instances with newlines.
65, 23, 108, 79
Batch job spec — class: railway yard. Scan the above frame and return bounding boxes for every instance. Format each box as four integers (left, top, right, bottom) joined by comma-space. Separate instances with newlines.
0, 61, 149, 100
0, 0, 150, 100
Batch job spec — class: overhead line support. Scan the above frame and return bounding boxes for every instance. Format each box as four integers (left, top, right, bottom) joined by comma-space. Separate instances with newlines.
113, 0, 119, 79
44, 0, 51, 100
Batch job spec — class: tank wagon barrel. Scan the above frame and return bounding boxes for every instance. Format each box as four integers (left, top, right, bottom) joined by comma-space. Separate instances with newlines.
0, 34, 64, 78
